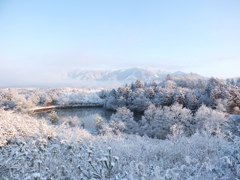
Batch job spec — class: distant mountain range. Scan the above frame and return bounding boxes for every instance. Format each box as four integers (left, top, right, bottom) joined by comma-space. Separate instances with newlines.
67, 67, 204, 84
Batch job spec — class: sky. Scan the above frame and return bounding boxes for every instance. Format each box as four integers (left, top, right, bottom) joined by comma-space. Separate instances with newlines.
0, 0, 240, 87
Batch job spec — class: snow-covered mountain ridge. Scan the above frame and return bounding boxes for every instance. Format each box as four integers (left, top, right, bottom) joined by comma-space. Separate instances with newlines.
67, 67, 204, 83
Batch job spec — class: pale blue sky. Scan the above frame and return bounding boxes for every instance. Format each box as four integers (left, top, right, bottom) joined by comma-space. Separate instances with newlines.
0, 0, 240, 86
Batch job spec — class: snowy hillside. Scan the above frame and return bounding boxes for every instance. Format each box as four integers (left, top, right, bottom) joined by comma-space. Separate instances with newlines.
67, 67, 204, 84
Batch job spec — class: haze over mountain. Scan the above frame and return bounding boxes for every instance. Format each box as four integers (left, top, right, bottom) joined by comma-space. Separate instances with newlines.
67, 67, 204, 85
0, 67, 206, 89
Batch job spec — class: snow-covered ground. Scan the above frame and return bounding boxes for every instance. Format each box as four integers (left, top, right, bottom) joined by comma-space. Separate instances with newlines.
0, 104, 240, 179
1, 83, 240, 179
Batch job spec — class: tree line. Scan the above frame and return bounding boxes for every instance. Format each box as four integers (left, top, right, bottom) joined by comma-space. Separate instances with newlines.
102, 75, 240, 113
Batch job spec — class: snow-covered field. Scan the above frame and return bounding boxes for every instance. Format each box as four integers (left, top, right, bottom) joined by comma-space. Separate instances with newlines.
0, 107, 240, 179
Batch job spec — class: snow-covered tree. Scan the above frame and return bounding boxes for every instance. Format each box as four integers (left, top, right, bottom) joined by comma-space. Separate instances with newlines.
110, 107, 138, 133
236, 77, 240, 87
194, 105, 228, 135
135, 80, 144, 89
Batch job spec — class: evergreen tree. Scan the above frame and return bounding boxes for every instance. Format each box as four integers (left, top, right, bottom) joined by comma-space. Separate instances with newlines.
165, 74, 172, 81
135, 80, 143, 89
230, 78, 235, 86
236, 78, 240, 87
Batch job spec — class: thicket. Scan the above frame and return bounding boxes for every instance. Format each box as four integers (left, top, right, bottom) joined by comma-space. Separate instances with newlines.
0, 108, 240, 179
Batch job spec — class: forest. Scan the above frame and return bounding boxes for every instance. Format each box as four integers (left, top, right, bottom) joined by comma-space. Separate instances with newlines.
0, 75, 240, 179
103, 75, 240, 113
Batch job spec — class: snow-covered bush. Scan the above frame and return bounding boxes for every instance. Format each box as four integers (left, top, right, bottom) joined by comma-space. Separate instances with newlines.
57, 89, 104, 107
0, 99, 16, 110
0, 108, 56, 147
0, 127, 239, 179
47, 111, 59, 124
194, 104, 228, 135
138, 103, 193, 139
79, 147, 125, 179
110, 107, 138, 133
0, 88, 105, 111
135, 104, 229, 139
